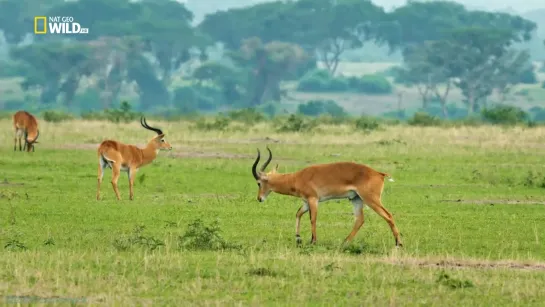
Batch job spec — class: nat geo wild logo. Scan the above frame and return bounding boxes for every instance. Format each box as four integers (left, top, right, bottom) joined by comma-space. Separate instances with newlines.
34, 16, 89, 35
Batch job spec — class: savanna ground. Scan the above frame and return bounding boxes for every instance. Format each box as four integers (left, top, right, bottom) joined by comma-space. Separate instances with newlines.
1, 118, 545, 306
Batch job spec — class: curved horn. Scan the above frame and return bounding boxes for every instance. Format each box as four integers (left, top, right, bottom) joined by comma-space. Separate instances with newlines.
140, 116, 163, 135
260, 146, 272, 172
32, 129, 40, 143
252, 149, 261, 180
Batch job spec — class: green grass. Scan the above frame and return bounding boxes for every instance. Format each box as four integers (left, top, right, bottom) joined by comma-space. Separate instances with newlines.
1, 119, 545, 305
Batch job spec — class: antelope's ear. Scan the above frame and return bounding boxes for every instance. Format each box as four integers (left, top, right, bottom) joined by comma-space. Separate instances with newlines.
155, 133, 165, 140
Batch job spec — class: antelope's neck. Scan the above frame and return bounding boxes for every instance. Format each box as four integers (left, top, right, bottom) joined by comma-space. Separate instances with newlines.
269, 173, 299, 197
141, 144, 159, 166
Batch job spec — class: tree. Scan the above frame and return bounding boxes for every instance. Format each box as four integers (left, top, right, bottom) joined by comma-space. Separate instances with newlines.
429, 27, 535, 114
396, 46, 452, 117
228, 37, 308, 106
10, 41, 95, 105
287, 0, 386, 74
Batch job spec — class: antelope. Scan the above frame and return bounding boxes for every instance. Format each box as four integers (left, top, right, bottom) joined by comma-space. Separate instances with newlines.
13, 110, 40, 152
96, 116, 172, 201
251, 147, 402, 247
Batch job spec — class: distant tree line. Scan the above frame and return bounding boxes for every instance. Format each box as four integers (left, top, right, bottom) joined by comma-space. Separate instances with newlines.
0, 0, 542, 118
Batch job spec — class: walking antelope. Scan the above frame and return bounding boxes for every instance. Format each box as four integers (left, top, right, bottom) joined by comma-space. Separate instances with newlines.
251, 147, 402, 247
13, 110, 40, 152
96, 116, 172, 201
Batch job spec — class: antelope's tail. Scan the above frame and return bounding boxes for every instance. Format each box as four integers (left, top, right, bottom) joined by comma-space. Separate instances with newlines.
379, 172, 395, 182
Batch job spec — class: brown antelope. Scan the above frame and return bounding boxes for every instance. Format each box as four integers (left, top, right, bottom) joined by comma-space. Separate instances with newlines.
13, 110, 40, 152
251, 147, 402, 247
96, 116, 172, 201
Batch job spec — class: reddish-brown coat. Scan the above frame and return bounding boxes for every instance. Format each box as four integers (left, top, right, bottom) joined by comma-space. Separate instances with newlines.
96, 118, 172, 201
253, 149, 402, 247
13, 110, 40, 152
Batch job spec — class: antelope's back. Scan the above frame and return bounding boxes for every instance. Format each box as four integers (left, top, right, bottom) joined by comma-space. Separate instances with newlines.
13, 111, 37, 129
298, 162, 379, 185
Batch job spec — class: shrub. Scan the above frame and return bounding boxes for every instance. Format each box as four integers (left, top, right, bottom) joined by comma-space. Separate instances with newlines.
178, 219, 240, 251
194, 116, 231, 131
408, 112, 442, 126
276, 114, 318, 132
354, 116, 380, 132
227, 108, 266, 125
481, 105, 528, 125
297, 70, 394, 94
296, 69, 333, 92
297, 99, 346, 117
42, 110, 74, 123
348, 75, 393, 94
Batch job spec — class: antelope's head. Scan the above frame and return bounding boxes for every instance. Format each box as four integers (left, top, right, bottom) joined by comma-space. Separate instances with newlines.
24, 129, 40, 152
141, 116, 172, 151
252, 146, 279, 202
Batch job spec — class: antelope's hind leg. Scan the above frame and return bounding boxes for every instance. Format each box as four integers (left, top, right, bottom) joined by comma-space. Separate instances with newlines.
342, 196, 365, 247
295, 202, 309, 246
96, 156, 109, 200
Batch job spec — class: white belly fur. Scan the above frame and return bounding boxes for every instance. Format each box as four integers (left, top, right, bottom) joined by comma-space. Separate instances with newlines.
318, 190, 358, 202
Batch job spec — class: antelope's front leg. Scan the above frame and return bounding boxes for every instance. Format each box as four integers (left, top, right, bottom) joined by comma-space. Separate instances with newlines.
128, 168, 137, 200
308, 198, 319, 244
295, 202, 309, 246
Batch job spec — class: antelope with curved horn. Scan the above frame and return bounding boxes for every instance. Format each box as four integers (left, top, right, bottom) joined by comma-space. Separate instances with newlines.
251, 147, 402, 247
96, 116, 172, 201
13, 110, 40, 152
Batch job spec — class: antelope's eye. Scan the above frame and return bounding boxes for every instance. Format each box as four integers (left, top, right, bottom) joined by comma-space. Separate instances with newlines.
161, 139, 165, 142
257, 182, 261, 187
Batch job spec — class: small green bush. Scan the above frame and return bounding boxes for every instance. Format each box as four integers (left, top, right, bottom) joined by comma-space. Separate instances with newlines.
178, 219, 240, 251
348, 75, 393, 94
227, 108, 266, 125
194, 116, 231, 131
408, 112, 442, 126
276, 114, 318, 132
354, 116, 380, 132
42, 110, 74, 123
297, 99, 346, 117
481, 105, 528, 125
297, 69, 393, 94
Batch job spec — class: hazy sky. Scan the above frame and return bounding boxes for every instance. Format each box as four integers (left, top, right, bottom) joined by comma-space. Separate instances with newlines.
373, 0, 544, 13
182, 0, 544, 14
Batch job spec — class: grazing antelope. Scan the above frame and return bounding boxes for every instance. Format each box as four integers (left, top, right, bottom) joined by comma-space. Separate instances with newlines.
13, 110, 40, 152
96, 116, 172, 201
251, 147, 402, 247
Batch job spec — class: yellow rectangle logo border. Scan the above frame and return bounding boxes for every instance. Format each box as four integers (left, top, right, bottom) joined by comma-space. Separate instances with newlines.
34, 16, 47, 34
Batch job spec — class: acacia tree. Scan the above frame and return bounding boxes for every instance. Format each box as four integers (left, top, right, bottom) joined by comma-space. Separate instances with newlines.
227, 37, 308, 106
429, 27, 535, 114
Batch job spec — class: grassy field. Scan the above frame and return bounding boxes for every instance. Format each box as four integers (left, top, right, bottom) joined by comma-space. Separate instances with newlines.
1, 119, 545, 305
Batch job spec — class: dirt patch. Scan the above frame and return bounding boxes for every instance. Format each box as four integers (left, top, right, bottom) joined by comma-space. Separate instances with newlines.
441, 199, 545, 205
380, 257, 545, 271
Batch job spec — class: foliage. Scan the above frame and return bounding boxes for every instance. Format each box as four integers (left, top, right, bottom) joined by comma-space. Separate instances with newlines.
481, 105, 528, 125
297, 99, 346, 117
408, 112, 442, 126
227, 108, 266, 125
178, 219, 240, 251
42, 110, 74, 123
276, 114, 318, 132
297, 69, 392, 94
354, 116, 380, 132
